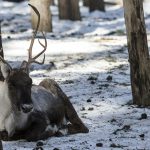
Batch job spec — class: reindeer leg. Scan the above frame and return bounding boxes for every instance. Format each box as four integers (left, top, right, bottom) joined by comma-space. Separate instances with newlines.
8, 125, 54, 142
22, 111, 55, 141
6, 111, 55, 141
39, 79, 89, 134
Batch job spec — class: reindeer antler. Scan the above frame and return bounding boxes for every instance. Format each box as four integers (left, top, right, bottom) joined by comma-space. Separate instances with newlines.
28, 31, 47, 65
20, 4, 47, 71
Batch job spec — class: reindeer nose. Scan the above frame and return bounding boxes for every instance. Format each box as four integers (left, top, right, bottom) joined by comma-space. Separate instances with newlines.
21, 104, 33, 113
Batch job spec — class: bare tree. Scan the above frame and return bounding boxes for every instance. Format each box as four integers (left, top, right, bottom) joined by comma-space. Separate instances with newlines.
123, 0, 150, 106
89, 0, 105, 12
29, 0, 52, 32
58, 0, 81, 21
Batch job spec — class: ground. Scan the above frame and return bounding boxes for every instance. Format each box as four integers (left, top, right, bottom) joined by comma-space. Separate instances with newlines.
1, 0, 150, 150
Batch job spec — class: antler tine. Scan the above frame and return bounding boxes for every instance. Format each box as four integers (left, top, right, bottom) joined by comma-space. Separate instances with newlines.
28, 4, 40, 61
32, 54, 45, 65
32, 32, 47, 60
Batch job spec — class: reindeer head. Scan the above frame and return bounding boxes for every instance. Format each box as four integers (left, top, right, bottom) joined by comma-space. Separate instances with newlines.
0, 4, 47, 113
1, 65, 33, 113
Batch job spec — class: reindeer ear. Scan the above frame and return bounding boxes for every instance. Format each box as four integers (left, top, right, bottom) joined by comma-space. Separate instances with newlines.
20, 61, 29, 74
0, 62, 11, 79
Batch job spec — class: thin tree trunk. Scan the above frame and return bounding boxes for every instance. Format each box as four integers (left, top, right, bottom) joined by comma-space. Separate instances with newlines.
0, 23, 4, 81
58, 0, 81, 21
29, 0, 52, 32
123, 0, 150, 106
89, 0, 105, 12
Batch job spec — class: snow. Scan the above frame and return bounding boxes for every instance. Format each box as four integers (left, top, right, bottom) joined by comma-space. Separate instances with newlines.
1, 0, 150, 149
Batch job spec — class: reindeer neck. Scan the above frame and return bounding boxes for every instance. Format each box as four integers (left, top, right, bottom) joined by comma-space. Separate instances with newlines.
0, 81, 9, 100
0, 81, 12, 131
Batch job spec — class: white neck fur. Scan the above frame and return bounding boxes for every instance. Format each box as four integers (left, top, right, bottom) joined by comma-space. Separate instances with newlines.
0, 81, 12, 131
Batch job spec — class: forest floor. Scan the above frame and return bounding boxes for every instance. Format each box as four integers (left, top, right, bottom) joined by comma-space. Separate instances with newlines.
1, 1, 150, 150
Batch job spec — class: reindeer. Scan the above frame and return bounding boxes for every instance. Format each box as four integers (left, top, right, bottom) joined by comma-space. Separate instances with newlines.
0, 4, 88, 141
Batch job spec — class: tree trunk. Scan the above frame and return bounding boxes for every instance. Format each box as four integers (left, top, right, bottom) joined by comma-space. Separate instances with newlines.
29, 0, 52, 32
58, 0, 81, 21
123, 0, 150, 106
0, 23, 4, 81
89, 0, 105, 12
83, 0, 89, 7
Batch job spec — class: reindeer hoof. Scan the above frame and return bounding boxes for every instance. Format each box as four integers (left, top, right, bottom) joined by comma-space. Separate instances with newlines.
68, 124, 89, 134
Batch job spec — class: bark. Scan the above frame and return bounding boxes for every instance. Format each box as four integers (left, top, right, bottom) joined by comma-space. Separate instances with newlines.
58, 0, 81, 21
123, 0, 150, 106
29, 0, 52, 32
89, 0, 105, 12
